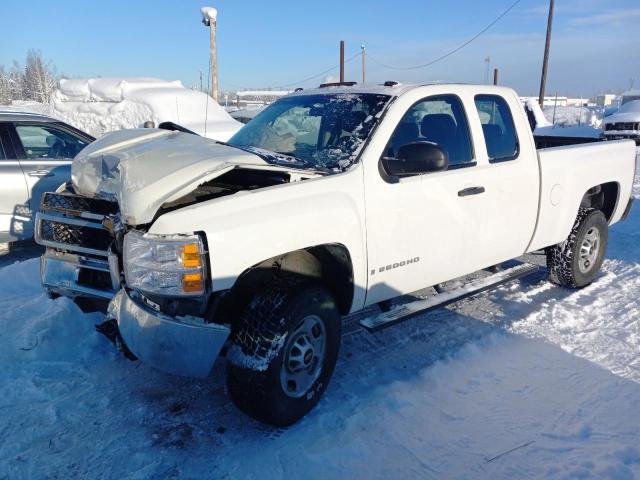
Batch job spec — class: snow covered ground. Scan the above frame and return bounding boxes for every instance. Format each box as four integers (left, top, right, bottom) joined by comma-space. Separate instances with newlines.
0, 153, 639, 479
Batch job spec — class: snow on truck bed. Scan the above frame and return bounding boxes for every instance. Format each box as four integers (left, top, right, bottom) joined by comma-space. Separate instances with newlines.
0, 155, 639, 479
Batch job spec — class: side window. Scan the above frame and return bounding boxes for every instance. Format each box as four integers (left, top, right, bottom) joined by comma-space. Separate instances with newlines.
474, 95, 519, 162
15, 124, 89, 160
385, 94, 474, 168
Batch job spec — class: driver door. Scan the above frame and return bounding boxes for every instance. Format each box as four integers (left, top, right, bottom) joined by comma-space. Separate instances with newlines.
363, 93, 490, 305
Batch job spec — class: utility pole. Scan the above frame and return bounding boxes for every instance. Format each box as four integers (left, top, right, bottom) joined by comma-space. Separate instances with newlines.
339, 40, 345, 83
201, 6, 219, 102
538, 0, 554, 107
493, 68, 499, 86
484, 56, 491, 84
361, 44, 366, 84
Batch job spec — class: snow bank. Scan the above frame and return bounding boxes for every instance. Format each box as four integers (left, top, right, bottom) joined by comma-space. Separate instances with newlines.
56, 77, 183, 103
523, 99, 602, 138
534, 124, 603, 138
524, 98, 552, 128
51, 77, 241, 141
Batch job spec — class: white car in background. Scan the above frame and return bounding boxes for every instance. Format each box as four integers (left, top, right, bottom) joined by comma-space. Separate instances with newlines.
603, 92, 640, 144
0, 111, 93, 242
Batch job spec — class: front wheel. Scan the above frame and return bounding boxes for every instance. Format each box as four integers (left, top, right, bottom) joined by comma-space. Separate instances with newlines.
225, 281, 341, 426
546, 207, 608, 288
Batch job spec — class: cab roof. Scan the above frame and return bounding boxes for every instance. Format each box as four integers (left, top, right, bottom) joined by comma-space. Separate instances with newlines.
0, 110, 60, 123
286, 82, 514, 99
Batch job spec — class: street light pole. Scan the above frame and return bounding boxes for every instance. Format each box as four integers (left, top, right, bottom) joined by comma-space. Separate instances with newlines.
201, 6, 219, 102
361, 44, 366, 84
538, 0, 554, 107
339, 40, 345, 83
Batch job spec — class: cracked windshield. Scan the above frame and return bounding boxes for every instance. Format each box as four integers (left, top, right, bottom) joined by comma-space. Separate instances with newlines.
228, 93, 390, 171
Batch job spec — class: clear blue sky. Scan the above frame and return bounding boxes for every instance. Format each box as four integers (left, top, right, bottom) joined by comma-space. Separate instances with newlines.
2, 0, 639, 96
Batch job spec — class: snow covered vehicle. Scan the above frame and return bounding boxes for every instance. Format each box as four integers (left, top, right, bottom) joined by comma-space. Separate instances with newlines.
603, 93, 640, 144
35, 83, 637, 426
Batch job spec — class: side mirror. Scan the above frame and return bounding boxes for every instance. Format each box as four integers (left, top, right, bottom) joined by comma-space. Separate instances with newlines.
382, 142, 449, 177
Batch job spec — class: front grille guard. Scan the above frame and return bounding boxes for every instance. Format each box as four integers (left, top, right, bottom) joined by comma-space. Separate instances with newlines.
36, 192, 120, 258
36, 212, 110, 257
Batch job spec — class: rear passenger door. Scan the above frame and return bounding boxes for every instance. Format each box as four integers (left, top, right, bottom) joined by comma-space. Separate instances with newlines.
470, 94, 539, 264
0, 123, 31, 241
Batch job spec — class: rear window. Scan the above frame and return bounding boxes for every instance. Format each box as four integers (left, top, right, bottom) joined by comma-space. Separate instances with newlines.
474, 95, 519, 162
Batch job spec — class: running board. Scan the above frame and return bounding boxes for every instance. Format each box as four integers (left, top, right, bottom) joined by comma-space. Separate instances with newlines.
360, 263, 540, 332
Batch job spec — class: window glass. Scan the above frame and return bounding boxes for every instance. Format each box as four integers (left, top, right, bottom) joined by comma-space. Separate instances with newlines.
474, 95, 519, 162
15, 124, 89, 159
229, 93, 390, 171
385, 94, 474, 167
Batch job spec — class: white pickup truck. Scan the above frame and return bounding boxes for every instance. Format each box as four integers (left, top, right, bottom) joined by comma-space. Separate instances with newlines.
35, 83, 636, 426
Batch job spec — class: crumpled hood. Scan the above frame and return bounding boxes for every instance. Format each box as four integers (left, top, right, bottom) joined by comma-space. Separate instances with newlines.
72, 128, 268, 225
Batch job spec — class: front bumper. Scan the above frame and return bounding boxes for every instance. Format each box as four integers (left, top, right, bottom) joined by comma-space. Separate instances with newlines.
109, 289, 230, 378
40, 249, 119, 300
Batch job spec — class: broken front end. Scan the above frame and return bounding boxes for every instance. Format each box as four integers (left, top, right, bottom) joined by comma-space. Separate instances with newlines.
35, 190, 229, 378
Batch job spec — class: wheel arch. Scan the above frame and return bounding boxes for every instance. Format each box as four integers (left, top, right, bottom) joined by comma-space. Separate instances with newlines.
580, 181, 619, 223
215, 243, 355, 323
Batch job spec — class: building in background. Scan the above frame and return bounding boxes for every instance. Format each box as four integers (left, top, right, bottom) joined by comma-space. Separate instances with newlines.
232, 90, 291, 108
596, 94, 618, 107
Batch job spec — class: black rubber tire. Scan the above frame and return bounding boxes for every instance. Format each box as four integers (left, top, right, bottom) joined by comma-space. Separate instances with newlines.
225, 281, 341, 427
546, 207, 608, 288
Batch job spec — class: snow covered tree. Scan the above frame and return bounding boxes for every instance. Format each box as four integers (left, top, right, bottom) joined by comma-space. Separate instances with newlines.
0, 51, 58, 104
0, 67, 11, 104
23, 50, 56, 103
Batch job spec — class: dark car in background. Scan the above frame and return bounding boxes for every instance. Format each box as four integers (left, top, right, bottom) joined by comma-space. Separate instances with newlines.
0, 111, 94, 242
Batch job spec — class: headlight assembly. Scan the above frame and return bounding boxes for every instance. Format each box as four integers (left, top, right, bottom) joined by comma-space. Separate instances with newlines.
123, 231, 207, 297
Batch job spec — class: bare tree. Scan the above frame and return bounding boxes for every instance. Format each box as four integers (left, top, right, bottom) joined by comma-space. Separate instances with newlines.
0, 67, 11, 104
0, 50, 58, 104
23, 50, 56, 103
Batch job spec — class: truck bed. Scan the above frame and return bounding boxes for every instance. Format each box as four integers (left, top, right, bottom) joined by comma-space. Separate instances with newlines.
527, 139, 637, 253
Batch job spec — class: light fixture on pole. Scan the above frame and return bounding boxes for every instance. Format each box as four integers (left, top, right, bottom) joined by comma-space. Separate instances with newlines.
201, 6, 219, 102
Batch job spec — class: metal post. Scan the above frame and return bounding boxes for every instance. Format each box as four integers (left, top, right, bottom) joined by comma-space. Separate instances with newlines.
209, 20, 219, 102
361, 44, 366, 84
340, 40, 345, 83
538, 0, 554, 107
493, 68, 499, 86
484, 57, 491, 84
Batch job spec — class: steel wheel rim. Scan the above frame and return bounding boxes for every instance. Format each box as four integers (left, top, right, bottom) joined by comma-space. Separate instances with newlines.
578, 226, 600, 274
280, 314, 326, 398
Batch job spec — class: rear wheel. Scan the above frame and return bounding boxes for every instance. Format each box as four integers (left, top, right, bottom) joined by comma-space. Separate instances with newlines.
546, 207, 608, 288
225, 281, 341, 426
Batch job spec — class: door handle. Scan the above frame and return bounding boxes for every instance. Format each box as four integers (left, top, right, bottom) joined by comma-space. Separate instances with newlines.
458, 186, 485, 197
28, 170, 54, 178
